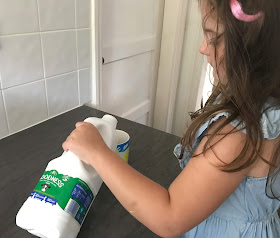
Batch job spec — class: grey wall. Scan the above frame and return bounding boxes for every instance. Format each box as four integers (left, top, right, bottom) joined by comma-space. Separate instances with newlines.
0, 0, 92, 139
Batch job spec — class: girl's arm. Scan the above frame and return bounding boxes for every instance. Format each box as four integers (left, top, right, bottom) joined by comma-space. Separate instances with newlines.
62, 118, 251, 237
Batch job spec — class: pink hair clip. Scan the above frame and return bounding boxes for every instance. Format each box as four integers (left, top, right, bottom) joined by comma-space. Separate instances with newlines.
230, 0, 264, 22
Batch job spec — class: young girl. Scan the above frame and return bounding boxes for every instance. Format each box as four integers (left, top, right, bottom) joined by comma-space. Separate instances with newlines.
63, 0, 280, 237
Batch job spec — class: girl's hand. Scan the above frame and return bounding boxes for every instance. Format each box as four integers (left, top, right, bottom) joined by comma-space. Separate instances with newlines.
62, 122, 111, 166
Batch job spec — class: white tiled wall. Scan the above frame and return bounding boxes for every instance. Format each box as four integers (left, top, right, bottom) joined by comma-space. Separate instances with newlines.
0, 0, 92, 139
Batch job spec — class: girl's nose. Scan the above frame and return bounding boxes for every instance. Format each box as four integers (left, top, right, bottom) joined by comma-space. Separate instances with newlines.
199, 39, 210, 56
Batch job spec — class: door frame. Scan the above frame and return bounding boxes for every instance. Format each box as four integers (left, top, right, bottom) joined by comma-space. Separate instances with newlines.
88, 0, 101, 109
153, 0, 205, 133
153, 0, 189, 132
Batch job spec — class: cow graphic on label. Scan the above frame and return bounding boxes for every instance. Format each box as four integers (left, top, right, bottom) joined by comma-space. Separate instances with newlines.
41, 183, 51, 192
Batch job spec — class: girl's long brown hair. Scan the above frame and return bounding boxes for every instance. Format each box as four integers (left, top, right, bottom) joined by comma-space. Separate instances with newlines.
180, 0, 280, 199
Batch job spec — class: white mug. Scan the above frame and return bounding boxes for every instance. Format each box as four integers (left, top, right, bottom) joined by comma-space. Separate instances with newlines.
115, 130, 130, 163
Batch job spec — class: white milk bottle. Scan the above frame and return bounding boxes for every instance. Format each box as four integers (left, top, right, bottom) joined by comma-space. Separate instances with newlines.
16, 115, 118, 238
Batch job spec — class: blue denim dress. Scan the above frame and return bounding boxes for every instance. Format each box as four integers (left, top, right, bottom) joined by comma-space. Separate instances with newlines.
174, 99, 280, 238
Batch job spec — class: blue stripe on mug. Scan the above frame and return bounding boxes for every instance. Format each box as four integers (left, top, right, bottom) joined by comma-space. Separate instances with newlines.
117, 141, 129, 153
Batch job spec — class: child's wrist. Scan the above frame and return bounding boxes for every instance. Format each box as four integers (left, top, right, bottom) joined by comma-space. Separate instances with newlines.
89, 147, 113, 167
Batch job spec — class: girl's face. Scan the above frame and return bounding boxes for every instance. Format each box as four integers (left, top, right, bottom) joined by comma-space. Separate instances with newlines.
199, 2, 226, 84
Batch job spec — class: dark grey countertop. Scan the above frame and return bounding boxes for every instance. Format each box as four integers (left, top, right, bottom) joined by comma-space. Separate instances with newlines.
0, 106, 181, 238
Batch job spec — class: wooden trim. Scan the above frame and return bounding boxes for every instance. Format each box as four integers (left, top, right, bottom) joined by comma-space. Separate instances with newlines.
153, 0, 189, 133
148, 0, 165, 127
165, 0, 189, 133
91, 0, 101, 108
171, 5, 205, 136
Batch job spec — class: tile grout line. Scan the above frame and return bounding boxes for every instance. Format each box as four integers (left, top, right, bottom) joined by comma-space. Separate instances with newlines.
0, 104, 82, 140
36, 0, 49, 118
0, 28, 91, 38
75, 0, 81, 106
0, 68, 91, 91
0, 1, 91, 137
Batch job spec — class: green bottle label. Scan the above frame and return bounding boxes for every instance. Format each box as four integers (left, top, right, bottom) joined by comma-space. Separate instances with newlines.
30, 170, 94, 225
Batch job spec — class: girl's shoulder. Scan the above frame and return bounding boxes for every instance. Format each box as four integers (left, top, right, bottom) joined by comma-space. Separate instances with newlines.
174, 97, 280, 171
206, 97, 280, 178
202, 97, 280, 140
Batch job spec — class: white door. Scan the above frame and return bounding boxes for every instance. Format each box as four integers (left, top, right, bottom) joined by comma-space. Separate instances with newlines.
98, 0, 164, 126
